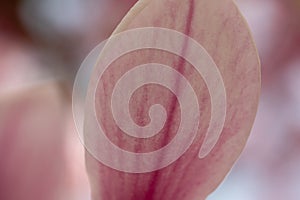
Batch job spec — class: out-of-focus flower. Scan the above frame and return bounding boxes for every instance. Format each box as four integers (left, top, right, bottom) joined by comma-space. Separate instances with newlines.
0, 83, 74, 199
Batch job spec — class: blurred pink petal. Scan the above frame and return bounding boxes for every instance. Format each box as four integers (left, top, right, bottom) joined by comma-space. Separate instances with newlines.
0, 37, 42, 94
0, 83, 88, 200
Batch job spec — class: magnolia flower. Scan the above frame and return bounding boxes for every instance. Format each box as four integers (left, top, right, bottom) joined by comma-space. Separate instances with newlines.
81, 0, 261, 199
0, 0, 263, 199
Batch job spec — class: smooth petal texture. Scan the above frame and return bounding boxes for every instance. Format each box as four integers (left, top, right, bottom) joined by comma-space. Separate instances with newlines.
0, 83, 77, 200
85, 0, 260, 199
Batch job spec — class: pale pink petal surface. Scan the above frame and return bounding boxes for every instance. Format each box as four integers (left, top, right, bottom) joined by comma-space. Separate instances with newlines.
83, 0, 261, 199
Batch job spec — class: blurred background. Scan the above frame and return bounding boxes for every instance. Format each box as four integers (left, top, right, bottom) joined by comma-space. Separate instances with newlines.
0, 0, 299, 199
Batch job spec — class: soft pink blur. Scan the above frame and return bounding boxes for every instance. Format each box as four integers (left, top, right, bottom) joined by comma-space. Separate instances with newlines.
0, 0, 299, 199
209, 0, 300, 199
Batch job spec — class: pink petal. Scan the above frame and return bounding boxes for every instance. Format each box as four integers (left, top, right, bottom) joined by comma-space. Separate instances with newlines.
0, 83, 78, 199
84, 0, 260, 199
